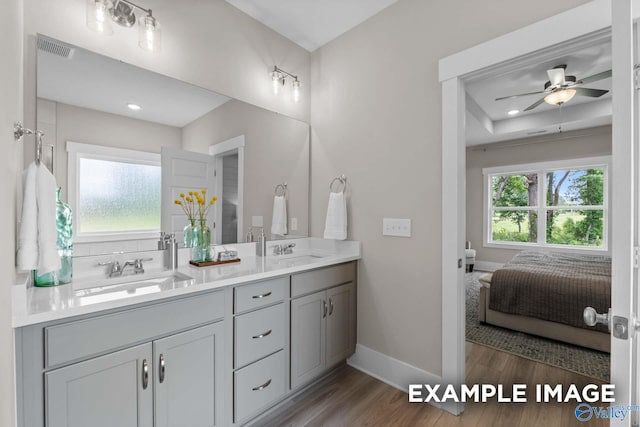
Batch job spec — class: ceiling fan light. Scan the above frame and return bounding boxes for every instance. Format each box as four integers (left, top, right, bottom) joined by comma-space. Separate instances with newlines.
544, 89, 576, 106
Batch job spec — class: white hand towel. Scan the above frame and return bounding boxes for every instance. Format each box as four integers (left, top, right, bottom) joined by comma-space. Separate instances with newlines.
37, 164, 61, 274
16, 162, 61, 274
323, 192, 347, 240
17, 163, 38, 270
271, 195, 288, 236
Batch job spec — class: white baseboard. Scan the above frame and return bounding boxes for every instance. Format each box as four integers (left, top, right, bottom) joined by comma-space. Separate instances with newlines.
473, 261, 503, 272
347, 344, 445, 410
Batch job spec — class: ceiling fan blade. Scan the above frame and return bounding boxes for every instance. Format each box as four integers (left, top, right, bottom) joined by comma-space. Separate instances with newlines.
547, 68, 566, 86
578, 69, 612, 85
495, 90, 546, 101
574, 87, 609, 97
523, 97, 547, 111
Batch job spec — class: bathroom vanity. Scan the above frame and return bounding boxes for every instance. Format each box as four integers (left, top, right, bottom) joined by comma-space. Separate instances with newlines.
12, 239, 359, 427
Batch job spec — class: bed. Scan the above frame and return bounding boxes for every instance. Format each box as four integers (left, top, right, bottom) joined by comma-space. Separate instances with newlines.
477, 251, 611, 353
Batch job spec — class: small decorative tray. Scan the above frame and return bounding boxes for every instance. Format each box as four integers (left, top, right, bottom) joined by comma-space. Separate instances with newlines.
189, 258, 241, 267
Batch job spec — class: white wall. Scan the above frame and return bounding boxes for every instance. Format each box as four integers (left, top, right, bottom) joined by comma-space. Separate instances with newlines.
466, 126, 612, 265
0, 1, 23, 425
37, 99, 182, 200
309, 0, 590, 376
182, 99, 310, 239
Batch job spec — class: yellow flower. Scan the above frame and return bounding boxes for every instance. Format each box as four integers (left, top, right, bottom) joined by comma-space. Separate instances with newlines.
179, 193, 185, 198
209, 196, 217, 204
186, 196, 193, 203
174, 200, 182, 205
202, 189, 207, 195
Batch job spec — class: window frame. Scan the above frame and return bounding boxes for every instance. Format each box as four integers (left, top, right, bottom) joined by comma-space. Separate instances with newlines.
67, 141, 161, 243
482, 156, 611, 253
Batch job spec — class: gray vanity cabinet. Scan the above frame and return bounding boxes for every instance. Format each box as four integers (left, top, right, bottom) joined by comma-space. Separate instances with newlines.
46, 343, 153, 427
290, 263, 356, 390
154, 323, 224, 427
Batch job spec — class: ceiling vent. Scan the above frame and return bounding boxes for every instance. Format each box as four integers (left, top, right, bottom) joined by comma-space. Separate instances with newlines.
37, 36, 75, 59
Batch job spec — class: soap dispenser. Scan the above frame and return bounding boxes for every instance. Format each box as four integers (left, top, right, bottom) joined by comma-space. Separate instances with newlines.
256, 227, 266, 257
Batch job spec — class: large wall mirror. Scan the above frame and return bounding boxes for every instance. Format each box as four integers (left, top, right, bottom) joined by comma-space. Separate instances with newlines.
33, 35, 310, 255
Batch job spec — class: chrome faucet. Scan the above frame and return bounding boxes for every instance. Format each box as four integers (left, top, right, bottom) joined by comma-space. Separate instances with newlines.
99, 258, 152, 277
272, 243, 296, 255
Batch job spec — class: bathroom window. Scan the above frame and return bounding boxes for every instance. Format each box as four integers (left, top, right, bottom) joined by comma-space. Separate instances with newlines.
67, 142, 161, 242
483, 156, 610, 251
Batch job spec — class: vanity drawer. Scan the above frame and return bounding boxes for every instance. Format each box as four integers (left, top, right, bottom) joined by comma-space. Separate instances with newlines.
291, 262, 356, 298
235, 303, 285, 368
45, 290, 224, 368
234, 277, 288, 314
234, 350, 286, 423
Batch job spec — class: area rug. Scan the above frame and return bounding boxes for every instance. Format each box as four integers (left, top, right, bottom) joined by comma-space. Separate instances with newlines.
466, 272, 610, 381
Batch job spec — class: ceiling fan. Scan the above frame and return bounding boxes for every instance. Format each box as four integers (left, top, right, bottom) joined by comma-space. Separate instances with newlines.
495, 64, 611, 111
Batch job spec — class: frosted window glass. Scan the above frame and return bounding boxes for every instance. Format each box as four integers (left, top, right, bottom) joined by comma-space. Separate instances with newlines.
78, 158, 161, 233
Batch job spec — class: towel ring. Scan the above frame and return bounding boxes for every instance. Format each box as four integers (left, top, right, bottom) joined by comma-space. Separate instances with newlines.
330, 175, 347, 193
274, 182, 287, 197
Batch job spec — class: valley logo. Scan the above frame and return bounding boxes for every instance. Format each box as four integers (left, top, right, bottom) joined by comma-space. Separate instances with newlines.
574, 403, 640, 422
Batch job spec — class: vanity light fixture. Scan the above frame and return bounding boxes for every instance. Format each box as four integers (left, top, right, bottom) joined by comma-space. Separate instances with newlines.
86, 0, 162, 53
271, 66, 302, 103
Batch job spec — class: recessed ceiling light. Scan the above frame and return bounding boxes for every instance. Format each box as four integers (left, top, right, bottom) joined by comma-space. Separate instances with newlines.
507, 109, 520, 116
127, 103, 142, 111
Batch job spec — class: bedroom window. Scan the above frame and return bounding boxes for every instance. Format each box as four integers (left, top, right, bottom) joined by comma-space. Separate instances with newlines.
67, 141, 161, 242
484, 157, 609, 251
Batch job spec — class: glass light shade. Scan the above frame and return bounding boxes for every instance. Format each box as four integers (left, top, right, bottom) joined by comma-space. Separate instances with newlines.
272, 71, 281, 95
138, 15, 161, 52
292, 79, 301, 103
544, 89, 576, 106
86, 0, 114, 35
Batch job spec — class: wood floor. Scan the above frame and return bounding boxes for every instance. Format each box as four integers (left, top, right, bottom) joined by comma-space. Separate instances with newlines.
259, 342, 609, 427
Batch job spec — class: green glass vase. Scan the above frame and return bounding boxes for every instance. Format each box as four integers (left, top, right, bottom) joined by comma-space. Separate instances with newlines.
191, 220, 211, 262
35, 187, 73, 287
183, 219, 196, 248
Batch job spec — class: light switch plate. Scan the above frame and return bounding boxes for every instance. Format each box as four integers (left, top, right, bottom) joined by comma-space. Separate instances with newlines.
252, 216, 263, 227
291, 217, 298, 231
383, 218, 412, 237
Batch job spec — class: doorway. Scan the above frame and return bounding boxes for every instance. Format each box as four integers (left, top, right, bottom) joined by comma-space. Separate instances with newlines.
439, 0, 638, 417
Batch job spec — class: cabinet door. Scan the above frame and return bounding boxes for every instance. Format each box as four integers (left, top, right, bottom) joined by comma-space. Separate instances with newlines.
290, 290, 326, 389
326, 282, 356, 367
46, 343, 153, 427
154, 322, 224, 427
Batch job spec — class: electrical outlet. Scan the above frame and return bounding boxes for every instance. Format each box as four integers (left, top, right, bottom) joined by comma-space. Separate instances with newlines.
291, 217, 298, 231
383, 218, 412, 237
252, 216, 263, 227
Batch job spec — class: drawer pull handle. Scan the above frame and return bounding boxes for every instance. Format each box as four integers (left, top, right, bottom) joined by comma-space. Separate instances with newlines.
252, 291, 272, 299
252, 379, 272, 391
142, 359, 149, 390
329, 298, 334, 316
323, 300, 327, 318
252, 329, 273, 339
159, 354, 166, 384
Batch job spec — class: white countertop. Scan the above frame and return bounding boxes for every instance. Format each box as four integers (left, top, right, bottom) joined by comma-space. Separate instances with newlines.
12, 238, 360, 328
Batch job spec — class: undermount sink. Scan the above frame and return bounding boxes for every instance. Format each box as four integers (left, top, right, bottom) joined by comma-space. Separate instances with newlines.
73, 271, 194, 305
266, 254, 327, 268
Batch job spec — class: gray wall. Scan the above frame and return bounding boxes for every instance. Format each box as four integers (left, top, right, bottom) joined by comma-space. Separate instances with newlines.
309, 0, 590, 375
182, 99, 310, 239
36, 99, 182, 201
466, 126, 612, 266
1, 1, 22, 425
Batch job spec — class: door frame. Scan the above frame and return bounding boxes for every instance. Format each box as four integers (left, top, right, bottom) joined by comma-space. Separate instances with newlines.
439, 0, 635, 416
209, 135, 245, 244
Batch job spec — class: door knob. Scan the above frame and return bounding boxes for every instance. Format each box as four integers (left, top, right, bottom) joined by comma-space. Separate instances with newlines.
583, 307, 611, 332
